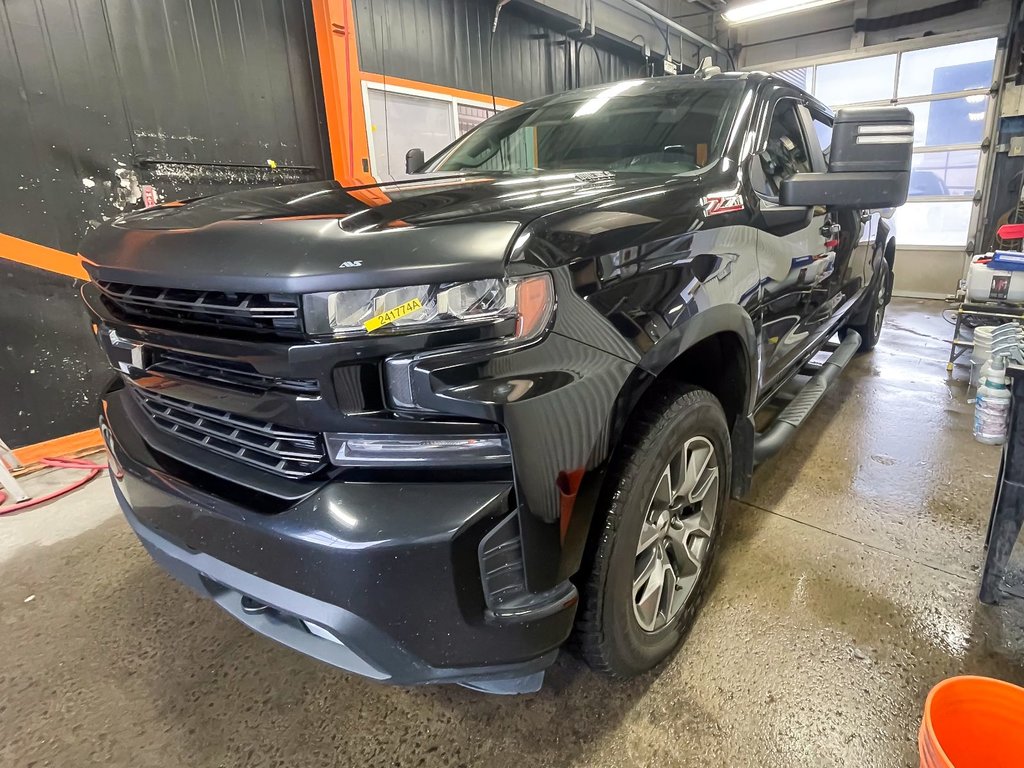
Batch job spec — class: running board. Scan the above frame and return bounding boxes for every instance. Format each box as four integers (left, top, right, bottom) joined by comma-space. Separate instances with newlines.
800, 339, 841, 375
753, 331, 861, 464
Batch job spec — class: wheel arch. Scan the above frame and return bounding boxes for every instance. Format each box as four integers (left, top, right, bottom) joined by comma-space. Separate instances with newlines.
851, 220, 897, 327
603, 307, 759, 495
635, 304, 758, 420
561, 308, 758, 583
877, 216, 897, 272
882, 236, 896, 296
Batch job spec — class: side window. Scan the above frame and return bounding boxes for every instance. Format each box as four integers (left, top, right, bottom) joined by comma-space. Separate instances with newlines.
812, 116, 833, 162
760, 100, 812, 196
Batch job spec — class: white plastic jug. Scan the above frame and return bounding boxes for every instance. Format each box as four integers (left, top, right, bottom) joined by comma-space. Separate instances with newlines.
971, 326, 996, 387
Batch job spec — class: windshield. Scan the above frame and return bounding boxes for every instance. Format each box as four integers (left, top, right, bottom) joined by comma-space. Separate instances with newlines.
425, 79, 744, 176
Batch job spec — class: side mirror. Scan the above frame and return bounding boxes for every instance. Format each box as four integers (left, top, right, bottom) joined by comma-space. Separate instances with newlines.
781, 107, 914, 209
760, 204, 813, 237
405, 148, 425, 174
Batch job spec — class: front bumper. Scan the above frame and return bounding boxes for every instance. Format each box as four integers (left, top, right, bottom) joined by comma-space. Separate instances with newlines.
82, 278, 638, 592
102, 385, 574, 691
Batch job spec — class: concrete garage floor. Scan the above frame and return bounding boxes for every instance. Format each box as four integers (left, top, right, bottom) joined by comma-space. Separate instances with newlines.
3, 298, 1024, 768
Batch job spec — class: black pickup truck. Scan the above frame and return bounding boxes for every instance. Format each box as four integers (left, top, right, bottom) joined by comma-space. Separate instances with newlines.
81, 72, 912, 694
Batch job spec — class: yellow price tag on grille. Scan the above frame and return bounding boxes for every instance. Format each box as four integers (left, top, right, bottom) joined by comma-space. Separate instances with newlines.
363, 298, 424, 332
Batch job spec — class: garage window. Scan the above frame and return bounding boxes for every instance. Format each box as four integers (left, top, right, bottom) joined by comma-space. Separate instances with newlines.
814, 54, 897, 106
775, 37, 997, 247
364, 84, 503, 181
367, 89, 456, 181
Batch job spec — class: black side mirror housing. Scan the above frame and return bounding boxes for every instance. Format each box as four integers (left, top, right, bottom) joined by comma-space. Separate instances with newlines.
781, 106, 914, 209
405, 148, 426, 174
760, 204, 814, 237
781, 171, 911, 209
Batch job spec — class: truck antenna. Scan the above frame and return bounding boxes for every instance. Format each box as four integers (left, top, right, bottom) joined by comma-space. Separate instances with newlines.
695, 56, 722, 80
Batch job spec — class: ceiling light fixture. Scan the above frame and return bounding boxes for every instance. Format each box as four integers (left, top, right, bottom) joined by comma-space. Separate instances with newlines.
723, 0, 844, 25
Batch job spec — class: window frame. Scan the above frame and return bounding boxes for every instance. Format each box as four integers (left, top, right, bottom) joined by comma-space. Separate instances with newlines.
752, 93, 825, 202
800, 104, 832, 174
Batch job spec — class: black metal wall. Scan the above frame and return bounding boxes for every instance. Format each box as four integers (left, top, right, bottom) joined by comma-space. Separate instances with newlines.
1, 0, 643, 449
0, 0, 328, 448
353, 0, 646, 101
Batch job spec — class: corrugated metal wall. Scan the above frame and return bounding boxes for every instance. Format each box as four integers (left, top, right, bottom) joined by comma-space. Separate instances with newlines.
1, 0, 645, 449
0, 0, 328, 447
353, 0, 644, 102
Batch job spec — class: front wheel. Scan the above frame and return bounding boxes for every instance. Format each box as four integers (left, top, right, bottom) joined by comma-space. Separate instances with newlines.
842, 258, 890, 352
575, 385, 730, 679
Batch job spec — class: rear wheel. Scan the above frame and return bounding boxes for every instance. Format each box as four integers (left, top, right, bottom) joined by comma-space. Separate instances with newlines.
575, 385, 730, 678
842, 258, 890, 352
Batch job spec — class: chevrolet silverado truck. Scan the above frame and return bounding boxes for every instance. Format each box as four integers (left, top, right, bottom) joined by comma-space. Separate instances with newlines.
81, 72, 913, 694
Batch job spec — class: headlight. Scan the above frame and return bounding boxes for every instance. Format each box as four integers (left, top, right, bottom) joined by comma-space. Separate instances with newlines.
303, 275, 553, 340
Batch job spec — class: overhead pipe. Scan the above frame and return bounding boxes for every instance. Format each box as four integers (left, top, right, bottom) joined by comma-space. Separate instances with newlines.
614, 0, 728, 57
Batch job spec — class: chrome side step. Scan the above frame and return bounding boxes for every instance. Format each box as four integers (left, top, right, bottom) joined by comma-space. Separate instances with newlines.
753, 331, 861, 464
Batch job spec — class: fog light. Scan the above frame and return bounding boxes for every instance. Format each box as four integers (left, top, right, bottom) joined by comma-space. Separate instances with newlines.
324, 432, 511, 467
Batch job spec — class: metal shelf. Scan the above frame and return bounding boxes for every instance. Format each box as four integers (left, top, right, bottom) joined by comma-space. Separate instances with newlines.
947, 301, 1024, 371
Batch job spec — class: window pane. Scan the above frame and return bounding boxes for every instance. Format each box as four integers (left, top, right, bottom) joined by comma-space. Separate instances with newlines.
812, 118, 833, 157
893, 200, 973, 246
760, 101, 812, 196
898, 38, 997, 98
457, 104, 496, 135
775, 67, 812, 92
367, 90, 454, 180
909, 150, 980, 197
815, 55, 897, 105
906, 97, 988, 147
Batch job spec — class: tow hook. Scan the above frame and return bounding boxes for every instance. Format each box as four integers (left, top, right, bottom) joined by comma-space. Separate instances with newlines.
240, 595, 268, 615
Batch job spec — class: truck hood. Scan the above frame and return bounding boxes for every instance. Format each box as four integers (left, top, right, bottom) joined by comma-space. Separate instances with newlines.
79, 173, 686, 294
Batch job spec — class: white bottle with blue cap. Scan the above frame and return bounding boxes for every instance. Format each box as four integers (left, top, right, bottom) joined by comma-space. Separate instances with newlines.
974, 353, 1012, 445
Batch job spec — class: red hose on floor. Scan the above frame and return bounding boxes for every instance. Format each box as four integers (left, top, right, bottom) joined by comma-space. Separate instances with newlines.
0, 457, 106, 515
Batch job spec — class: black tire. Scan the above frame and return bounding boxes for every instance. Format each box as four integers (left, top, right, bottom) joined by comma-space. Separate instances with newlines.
575, 385, 731, 679
842, 258, 891, 352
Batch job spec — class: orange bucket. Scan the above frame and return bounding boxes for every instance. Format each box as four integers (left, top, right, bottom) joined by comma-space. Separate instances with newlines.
920, 676, 1024, 768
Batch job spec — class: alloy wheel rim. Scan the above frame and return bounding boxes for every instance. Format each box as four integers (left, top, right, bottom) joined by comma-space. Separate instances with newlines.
632, 436, 720, 633
872, 279, 886, 337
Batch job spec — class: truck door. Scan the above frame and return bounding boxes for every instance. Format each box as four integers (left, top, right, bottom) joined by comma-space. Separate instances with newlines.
751, 95, 843, 392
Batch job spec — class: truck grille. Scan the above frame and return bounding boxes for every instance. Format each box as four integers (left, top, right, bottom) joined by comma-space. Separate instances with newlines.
147, 350, 320, 396
96, 281, 303, 337
132, 386, 327, 478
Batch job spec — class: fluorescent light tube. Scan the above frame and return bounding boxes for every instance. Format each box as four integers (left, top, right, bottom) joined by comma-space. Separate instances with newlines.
573, 80, 644, 117
724, 0, 844, 25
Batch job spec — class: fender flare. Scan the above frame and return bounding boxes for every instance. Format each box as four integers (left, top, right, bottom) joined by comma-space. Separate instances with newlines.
851, 219, 896, 325
636, 303, 759, 415
561, 305, 760, 581
597, 303, 759, 461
